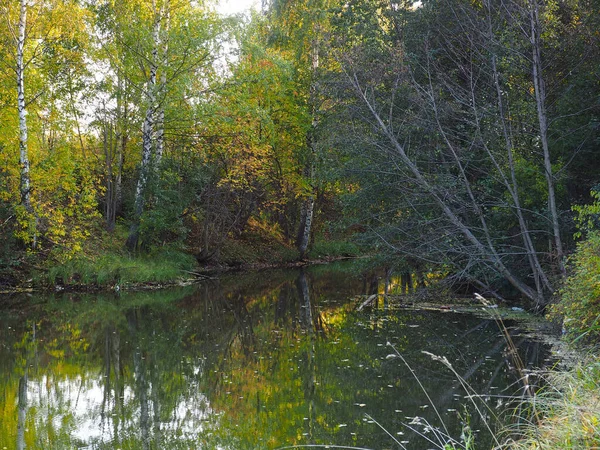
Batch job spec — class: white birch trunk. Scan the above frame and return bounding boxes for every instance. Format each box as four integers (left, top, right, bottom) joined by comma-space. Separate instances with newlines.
297, 31, 320, 259
155, 0, 169, 167
126, 5, 161, 250
298, 194, 314, 259
17, 0, 31, 214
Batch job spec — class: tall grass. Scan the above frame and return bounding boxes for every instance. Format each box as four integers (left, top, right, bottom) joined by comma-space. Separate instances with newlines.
46, 247, 197, 287
307, 239, 360, 259
500, 355, 600, 449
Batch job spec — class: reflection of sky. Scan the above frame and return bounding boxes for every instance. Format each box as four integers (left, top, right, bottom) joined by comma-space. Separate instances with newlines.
25, 373, 217, 446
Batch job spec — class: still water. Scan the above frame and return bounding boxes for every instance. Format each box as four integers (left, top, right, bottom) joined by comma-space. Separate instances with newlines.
0, 264, 553, 449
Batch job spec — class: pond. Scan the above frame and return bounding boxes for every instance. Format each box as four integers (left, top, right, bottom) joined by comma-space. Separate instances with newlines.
0, 264, 554, 449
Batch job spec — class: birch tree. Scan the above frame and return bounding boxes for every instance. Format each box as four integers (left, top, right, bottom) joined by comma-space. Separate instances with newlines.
94, 0, 219, 250
0, 0, 96, 254
266, 0, 332, 259
16, 0, 31, 219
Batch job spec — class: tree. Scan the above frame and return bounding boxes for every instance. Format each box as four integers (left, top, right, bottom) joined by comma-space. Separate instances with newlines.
90, 0, 220, 250
0, 0, 100, 258
324, 0, 599, 307
266, 0, 333, 258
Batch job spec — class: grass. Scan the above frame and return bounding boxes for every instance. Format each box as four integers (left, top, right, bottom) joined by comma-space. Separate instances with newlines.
39, 224, 197, 288
45, 247, 197, 288
501, 354, 600, 449
307, 239, 361, 259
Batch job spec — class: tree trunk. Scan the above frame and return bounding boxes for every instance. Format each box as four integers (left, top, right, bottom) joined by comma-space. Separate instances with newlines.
297, 195, 314, 259
115, 85, 127, 224
104, 118, 115, 230
297, 27, 320, 260
17, 0, 35, 247
530, 0, 565, 275
481, 0, 553, 295
155, 0, 170, 167
126, 6, 161, 251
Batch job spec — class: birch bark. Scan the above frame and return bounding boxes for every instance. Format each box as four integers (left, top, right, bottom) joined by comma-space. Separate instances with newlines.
17, 0, 32, 214
155, 0, 170, 167
297, 33, 319, 259
126, 1, 162, 250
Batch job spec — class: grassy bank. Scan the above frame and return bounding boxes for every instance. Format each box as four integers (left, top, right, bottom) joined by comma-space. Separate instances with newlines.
503, 353, 600, 449
21, 224, 362, 291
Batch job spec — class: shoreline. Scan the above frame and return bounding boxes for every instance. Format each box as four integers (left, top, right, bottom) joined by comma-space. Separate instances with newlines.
0, 255, 360, 296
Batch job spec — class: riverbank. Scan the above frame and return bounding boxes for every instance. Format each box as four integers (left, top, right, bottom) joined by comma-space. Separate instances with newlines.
501, 351, 600, 449
0, 224, 361, 294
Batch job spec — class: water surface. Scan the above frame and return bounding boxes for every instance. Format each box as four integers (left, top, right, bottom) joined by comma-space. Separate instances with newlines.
0, 265, 553, 449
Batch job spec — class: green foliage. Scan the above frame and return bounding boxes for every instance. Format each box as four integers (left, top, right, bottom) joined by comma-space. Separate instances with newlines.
44, 226, 197, 287
573, 190, 600, 239
506, 356, 600, 450
551, 191, 600, 343
550, 230, 600, 343
307, 239, 360, 259
137, 163, 193, 248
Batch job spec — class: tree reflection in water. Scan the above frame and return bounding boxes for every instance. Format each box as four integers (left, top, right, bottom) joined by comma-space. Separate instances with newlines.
0, 265, 555, 449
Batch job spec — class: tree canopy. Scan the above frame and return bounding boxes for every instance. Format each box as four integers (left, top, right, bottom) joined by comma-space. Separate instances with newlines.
0, 0, 598, 307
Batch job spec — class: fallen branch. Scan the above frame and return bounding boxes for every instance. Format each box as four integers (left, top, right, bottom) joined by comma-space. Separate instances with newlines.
357, 294, 379, 311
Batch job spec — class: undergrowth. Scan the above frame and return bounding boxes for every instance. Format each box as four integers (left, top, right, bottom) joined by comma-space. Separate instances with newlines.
307, 239, 360, 259
39, 222, 361, 289
41, 224, 197, 288
46, 247, 197, 287
502, 354, 600, 449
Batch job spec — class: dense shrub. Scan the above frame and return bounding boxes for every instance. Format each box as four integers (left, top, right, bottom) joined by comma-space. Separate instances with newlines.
551, 231, 600, 343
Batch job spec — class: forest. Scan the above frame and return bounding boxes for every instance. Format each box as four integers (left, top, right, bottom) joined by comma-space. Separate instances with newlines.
1, 0, 600, 448
0, 0, 599, 322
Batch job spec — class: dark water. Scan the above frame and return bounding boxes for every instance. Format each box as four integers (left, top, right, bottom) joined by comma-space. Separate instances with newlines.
0, 264, 554, 449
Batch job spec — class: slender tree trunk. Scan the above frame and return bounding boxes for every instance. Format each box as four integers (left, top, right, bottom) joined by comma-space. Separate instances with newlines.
348, 70, 542, 305
17, 0, 30, 211
155, 0, 170, 167
115, 85, 127, 223
530, 0, 565, 275
126, 6, 161, 250
107, 81, 126, 232
17, 0, 35, 247
297, 29, 320, 260
297, 192, 315, 259
481, 0, 553, 295
491, 50, 549, 294
104, 117, 115, 230
384, 267, 392, 295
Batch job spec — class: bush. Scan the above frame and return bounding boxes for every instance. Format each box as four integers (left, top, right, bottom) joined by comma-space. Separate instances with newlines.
307, 239, 360, 259
550, 231, 600, 343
